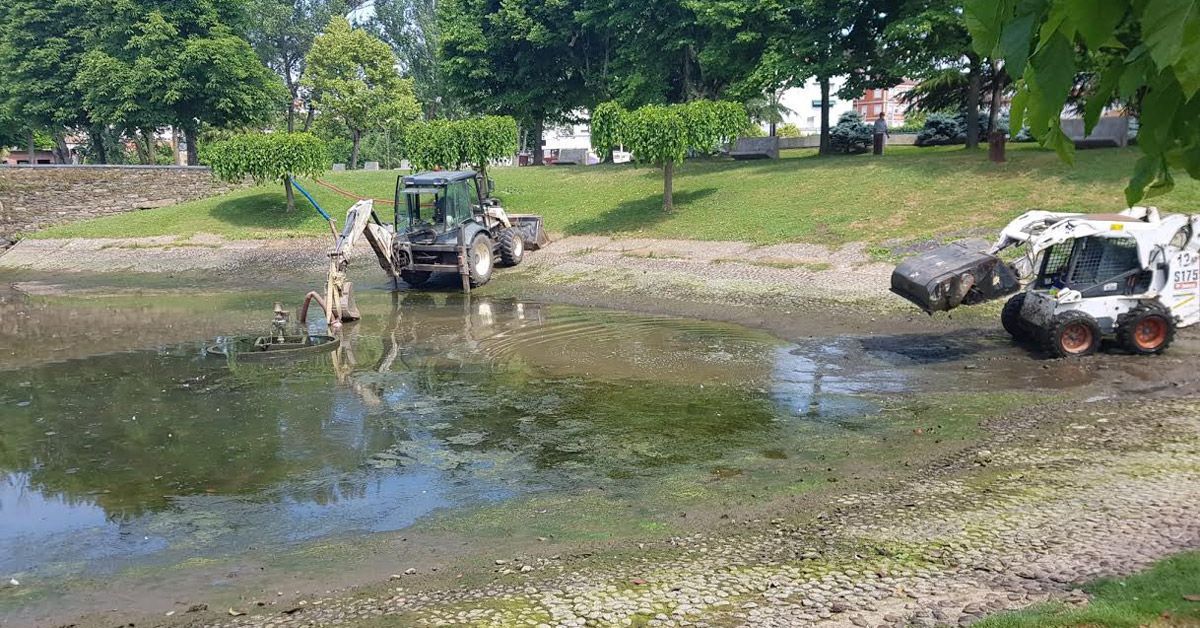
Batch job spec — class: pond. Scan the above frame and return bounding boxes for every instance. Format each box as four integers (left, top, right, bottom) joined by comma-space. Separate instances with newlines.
0, 289, 923, 589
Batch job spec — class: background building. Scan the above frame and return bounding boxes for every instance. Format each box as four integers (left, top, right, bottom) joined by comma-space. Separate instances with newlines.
853, 80, 917, 127
774, 78, 854, 133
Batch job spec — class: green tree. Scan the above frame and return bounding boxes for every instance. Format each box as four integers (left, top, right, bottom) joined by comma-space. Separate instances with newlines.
400, 115, 517, 179
0, 0, 93, 163
752, 0, 902, 155
965, 0, 1200, 204
439, 0, 589, 165
623, 100, 746, 211
883, 0, 998, 150
590, 102, 627, 162
373, 0, 456, 119
305, 17, 420, 169
77, 1, 285, 165
247, 0, 347, 132
745, 89, 795, 137
575, 0, 774, 106
202, 132, 331, 212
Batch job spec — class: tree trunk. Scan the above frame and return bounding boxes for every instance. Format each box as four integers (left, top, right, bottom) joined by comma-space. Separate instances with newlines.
769, 121, 777, 137
184, 124, 199, 166
818, 77, 832, 156
136, 129, 154, 164
303, 103, 315, 132
171, 127, 180, 165
662, 160, 674, 212
965, 56, 982, 149
284, 175, 296, 212
90, 127, 108, 164
988, 58, 1006, 162
532, 118, 545, 165
53, 131, 70, 164
27, 131, 35, 164
286, 81, 296, 133
349, 129, 362, 170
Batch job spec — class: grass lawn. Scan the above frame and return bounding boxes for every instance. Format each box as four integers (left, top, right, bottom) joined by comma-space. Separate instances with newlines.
28, 145, 1200, 245
978, 552, 1200, 628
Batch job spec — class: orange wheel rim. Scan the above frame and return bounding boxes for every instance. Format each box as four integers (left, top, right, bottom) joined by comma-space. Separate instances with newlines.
1134, 317, 1167, 350
1060, 323, 1093, 354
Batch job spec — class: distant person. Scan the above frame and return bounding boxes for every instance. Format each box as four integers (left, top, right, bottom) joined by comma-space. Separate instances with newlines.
873, 113, 889, 155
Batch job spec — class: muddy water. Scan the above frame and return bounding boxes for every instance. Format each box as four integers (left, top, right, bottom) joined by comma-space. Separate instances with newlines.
1, 286, 1161, 623
0, 292, 906, 580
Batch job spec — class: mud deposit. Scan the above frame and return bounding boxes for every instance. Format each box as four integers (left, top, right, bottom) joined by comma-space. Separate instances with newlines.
1, 285, 1197, 627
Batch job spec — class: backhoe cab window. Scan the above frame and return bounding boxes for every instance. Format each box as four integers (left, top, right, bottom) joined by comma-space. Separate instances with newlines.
405, 190, 444, 227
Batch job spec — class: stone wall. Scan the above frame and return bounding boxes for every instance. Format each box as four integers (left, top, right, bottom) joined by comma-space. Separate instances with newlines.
0, 165, 245, 241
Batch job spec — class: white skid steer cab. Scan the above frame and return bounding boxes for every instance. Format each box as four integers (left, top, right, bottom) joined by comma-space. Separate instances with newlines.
892, 207, 1200, 357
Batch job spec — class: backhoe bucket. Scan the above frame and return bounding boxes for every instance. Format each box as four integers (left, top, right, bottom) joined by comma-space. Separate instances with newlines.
510, 215, 549, 250
891, 240, 1020, 313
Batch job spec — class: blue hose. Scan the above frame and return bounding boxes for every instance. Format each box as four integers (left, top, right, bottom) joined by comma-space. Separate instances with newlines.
291, 179, 331, 222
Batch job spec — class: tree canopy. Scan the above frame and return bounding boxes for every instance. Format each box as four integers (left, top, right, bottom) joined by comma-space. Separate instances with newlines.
247, 0, 347, 131
304, 16, 421, 169
202, 131, 331, 211
400, 115, 518, 178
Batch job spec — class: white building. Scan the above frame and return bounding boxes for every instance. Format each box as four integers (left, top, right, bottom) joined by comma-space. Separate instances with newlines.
773, 77, 855, 134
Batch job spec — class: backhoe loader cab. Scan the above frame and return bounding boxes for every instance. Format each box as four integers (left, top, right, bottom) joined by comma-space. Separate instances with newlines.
387, 170, 547, 290
892, 207, 1200, 357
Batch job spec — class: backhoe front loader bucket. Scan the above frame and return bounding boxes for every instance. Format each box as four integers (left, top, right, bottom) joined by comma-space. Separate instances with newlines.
891, 240, 1021, 313
510, 215, 549, 250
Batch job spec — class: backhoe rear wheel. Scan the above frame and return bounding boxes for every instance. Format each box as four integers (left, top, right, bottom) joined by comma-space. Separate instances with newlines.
1117, 302, 1175, 355
1001, 293, 1030, 341
468, 234, 494, 287
1041, 310, 1101, 358
498, 227, 525, 267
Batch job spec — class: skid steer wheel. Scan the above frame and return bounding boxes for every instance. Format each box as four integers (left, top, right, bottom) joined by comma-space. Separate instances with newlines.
498, 227, 525, 267
1042, 311, 1101, 358
400, 269, 431, 288
1117, 303, 1176, 355
1001, 293, 1031, 341
468, 234, 495, 287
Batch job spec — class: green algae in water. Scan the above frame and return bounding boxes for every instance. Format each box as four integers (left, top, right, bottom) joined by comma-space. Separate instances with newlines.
0, 293, 913, 588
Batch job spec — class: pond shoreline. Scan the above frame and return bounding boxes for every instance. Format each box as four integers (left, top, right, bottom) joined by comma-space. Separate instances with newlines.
4, 236, 1200, 628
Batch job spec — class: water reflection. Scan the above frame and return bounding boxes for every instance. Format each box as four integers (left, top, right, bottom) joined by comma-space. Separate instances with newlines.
0, 293, 900, 579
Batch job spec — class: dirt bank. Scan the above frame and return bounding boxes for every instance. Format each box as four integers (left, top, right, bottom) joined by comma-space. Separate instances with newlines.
0, 232, 909, 316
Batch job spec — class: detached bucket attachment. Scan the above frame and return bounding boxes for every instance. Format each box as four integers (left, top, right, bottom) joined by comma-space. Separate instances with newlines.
509, 215, 549, 250
891, 240, 1020, 313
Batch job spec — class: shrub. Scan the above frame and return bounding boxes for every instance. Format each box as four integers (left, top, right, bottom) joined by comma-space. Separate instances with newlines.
915, 114, 965, 146
777, 123, 802, 138
202, 132, 331, 211
743, 124, 767, 138
829, 111, 872, 154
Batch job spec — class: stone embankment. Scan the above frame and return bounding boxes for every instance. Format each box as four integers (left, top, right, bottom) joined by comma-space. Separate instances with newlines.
0, 165, 244, 240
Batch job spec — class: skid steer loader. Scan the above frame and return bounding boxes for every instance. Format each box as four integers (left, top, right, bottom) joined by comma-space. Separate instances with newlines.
892, 207, 1200, 357
297, 170, 547, 332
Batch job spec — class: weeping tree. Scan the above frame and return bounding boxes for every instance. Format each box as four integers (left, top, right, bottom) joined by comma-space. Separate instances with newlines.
589, 102, 627, 163
400, 115, 518, 180
202, 132, 331, 212
623, 100, 746, 212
